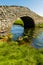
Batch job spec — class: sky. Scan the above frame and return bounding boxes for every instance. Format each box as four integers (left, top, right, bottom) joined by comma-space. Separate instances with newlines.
0, 0, 43, 16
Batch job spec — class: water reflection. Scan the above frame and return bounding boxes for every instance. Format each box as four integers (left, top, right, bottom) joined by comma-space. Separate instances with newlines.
11, 25, 24, 41
24, 28, 35, 42
31, 28, 43, 48
11, 24, 43, 48
24, 28, 43, 48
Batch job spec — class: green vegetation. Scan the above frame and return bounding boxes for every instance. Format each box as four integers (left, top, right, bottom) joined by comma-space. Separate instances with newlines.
13, 18, 24, 26
0, 41, 43, 65
0, 35, 3, 39
36, 23, 43, 28
38, 23, 43, 28
0, 19, 43, 65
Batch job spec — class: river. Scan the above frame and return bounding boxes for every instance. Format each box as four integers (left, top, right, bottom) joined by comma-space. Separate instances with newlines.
11, 25, 43, 48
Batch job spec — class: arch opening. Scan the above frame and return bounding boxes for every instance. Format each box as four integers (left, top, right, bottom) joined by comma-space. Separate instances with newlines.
20, 16, 35, 29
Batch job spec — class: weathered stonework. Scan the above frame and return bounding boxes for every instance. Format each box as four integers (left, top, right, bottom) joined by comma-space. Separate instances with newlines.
0, 6, 43, 35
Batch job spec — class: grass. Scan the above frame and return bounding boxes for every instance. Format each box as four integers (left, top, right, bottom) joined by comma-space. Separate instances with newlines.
0, 41, 43, 65
0, 19, 43, 65
13, 19, 24, 26
36, 23, 43, 28
38, 23, 43, 28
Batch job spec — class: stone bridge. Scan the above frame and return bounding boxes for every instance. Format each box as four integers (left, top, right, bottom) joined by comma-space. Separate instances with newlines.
0, 6, 43, 35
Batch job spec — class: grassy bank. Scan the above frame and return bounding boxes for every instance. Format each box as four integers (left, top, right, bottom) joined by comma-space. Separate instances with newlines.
13, 19, 24, 26
0, 41, 43, 65
34, 23, 43, 28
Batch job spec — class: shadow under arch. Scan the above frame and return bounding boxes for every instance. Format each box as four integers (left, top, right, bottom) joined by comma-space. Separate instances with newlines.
20, 16, 35, 43
20, 16, 35, 29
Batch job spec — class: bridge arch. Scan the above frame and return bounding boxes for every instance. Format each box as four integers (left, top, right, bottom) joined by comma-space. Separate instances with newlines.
20, 16, 35, 29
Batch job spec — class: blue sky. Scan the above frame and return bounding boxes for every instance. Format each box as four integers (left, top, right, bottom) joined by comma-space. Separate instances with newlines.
0, 0, 43, 16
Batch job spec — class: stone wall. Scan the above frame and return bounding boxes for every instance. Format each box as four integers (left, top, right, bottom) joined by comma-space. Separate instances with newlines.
0, 6, 43, 34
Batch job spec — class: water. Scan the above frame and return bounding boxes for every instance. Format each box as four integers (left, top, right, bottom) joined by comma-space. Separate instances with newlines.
11, 25, 24, 41
31, 28, 43, 48
11, 25, 43, 48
